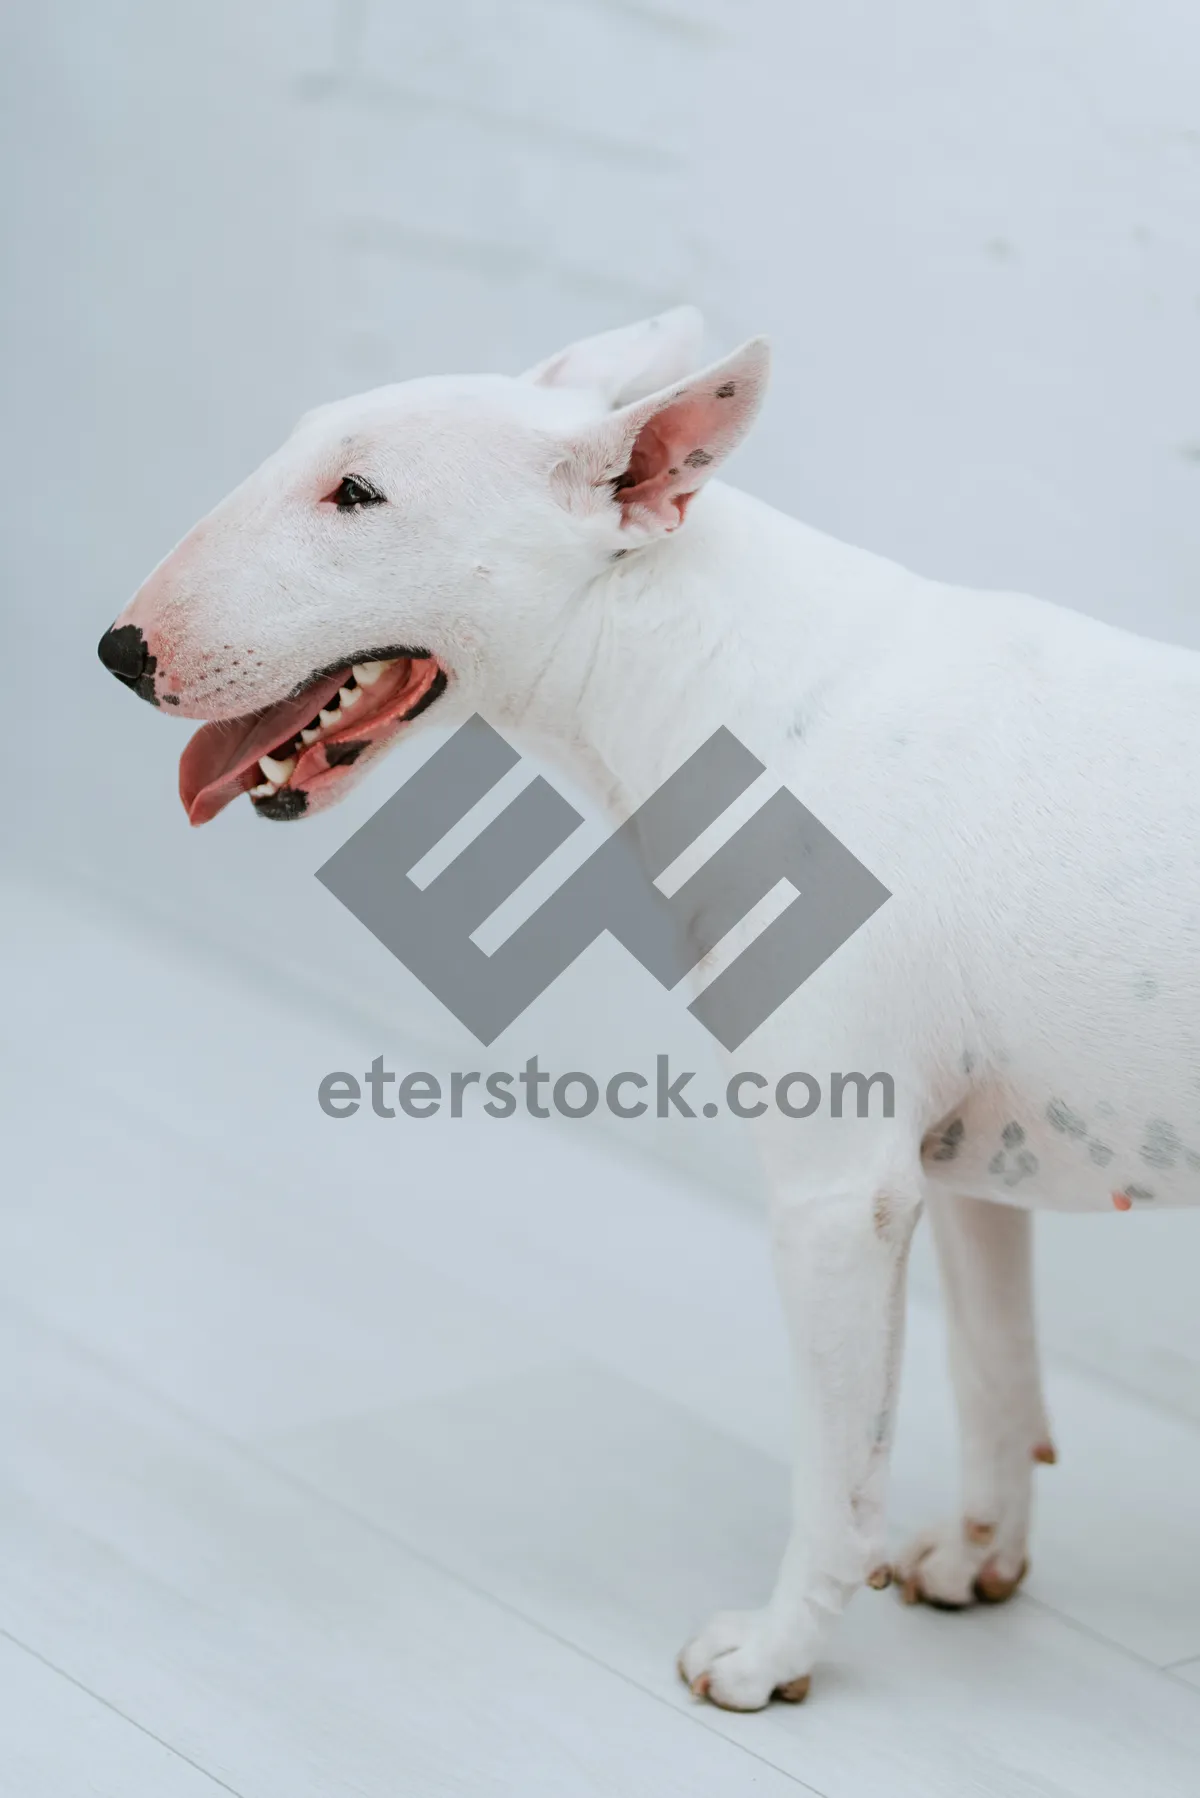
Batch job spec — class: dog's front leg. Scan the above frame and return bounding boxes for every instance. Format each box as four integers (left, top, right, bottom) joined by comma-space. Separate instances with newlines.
680, 1182, 921, 1711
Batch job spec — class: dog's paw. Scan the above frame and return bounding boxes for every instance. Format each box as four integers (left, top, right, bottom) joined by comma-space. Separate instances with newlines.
677, 1609, 814, 1712
895, 1518, 1028, 1609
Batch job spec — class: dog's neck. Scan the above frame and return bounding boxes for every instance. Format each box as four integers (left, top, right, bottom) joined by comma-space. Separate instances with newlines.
482, 482, 917, 817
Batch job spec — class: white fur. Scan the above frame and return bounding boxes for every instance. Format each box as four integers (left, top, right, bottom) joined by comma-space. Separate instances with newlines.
117, 307, 1200, 1710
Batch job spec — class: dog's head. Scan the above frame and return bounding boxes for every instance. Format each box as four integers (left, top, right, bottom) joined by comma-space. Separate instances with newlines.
99, 308, 768, 824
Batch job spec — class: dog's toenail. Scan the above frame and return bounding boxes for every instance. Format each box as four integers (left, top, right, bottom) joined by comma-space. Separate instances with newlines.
775, 1675, 811, 1703
689, 1673, 711, 1699
973, 1557, 1029, 1604
867, 1563, 893, 1589
1032, 1440, 1058, 1464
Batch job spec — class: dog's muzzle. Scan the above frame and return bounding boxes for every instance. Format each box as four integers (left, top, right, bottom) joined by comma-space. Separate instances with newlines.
98, 623, 158, 706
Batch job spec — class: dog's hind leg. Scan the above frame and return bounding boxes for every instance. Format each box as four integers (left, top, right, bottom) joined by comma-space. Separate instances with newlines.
895, 1192, 1053, 1608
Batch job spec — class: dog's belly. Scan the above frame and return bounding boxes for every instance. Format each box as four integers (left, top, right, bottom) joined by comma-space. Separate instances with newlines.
922, 1080, 1200, 1214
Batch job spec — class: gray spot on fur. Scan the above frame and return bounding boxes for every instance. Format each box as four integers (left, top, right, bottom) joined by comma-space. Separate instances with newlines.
1046, 1099, 1087, 1138
714, 382, 736, 398
1125, 1183, 1154, 1202
929, 1116, 965, 1162
1134, 973, 1159, 1000
1140, 1118, 1180, 1169
990, 1137, 1038, 1186
1088, 1141, 1114, 1167
1186, 1148, 1200, 1173
1095, 1099, 1115, 1118
683, 447, 713, 467
961, 1050, 977, 1075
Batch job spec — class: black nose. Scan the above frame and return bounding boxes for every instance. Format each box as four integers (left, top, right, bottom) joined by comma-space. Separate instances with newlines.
98, 622, 146, 679
98, 623, 159, 705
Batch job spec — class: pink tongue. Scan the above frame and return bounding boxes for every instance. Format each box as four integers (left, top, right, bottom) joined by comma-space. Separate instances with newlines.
179, 670, 348, 826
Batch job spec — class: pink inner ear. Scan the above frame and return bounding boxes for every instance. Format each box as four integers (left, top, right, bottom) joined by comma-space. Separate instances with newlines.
613, 392, 727, 529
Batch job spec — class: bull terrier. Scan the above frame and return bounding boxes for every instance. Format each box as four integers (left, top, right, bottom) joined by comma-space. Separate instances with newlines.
99, 307, 1200, 1710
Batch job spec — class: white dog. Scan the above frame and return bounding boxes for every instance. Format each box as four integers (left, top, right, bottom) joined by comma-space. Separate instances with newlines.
100, 308, 1200, 1711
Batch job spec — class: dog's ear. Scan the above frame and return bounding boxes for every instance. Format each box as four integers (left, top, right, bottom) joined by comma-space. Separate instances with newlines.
556, 338, 770, 537
522, 306, 705, 408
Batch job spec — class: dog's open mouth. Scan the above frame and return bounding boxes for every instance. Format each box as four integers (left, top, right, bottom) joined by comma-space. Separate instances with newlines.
178, 652, 447, 825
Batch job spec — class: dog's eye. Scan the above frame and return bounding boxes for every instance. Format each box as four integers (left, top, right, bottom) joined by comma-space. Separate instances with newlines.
326, 474, 386, 511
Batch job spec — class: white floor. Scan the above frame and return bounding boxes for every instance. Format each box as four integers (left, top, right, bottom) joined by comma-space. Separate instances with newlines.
4, 871, 1200, 1797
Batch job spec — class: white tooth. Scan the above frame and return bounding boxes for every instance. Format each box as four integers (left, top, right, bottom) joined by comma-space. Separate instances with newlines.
319, 707, 341, 729
339, 684, 361, 708
352, 660, 389, 685
249, 781, 277, 798
259, 753, 296, 783
299, 725, 321, 746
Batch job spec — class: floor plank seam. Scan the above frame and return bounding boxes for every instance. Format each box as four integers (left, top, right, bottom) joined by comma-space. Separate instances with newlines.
1, 1295, 830, 1796
11, 1279, 1200, 1735
0, 1625, 248, 1797
1007, 1590, 1200, 1697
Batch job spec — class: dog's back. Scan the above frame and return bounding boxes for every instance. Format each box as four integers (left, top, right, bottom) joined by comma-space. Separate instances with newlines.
807, 577, 1200, 1213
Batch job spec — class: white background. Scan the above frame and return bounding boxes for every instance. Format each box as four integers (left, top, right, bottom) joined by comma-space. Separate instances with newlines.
3, 0, 1200, 1409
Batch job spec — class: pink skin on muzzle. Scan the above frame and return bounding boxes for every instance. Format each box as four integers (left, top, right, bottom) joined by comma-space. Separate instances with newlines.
178, 656, 444, 824
108, 546, 445, 825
